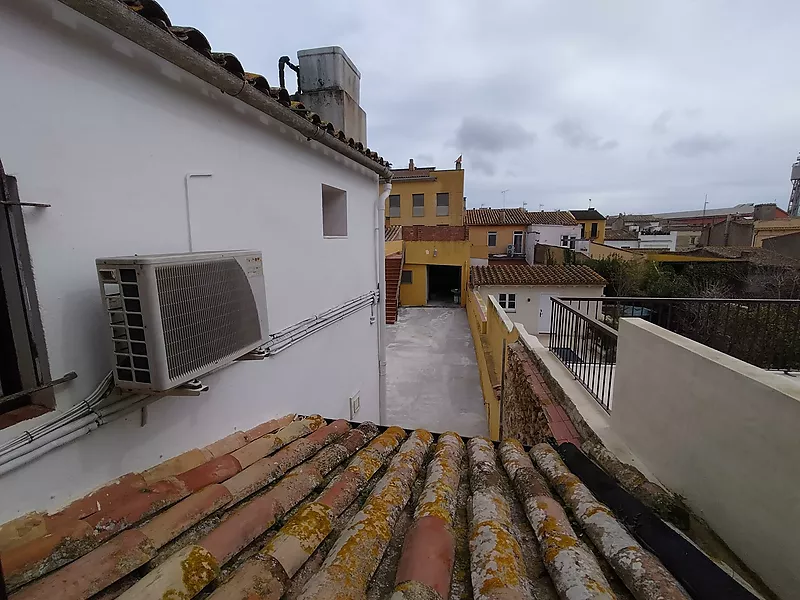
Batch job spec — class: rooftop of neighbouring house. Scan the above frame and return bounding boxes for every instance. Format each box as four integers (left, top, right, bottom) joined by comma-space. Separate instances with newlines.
603, 229, 639, 241
464, 208, 577, 227
568, 208, 606, 221
471, 264, 607, 287
0, 412, 730, 600
668, 246, 800, 268
65, 0, 387, 173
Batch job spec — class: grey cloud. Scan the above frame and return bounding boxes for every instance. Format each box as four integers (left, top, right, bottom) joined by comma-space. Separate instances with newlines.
668, 133, 732, 158
452, 117, 536, 154
651, 110, 673, 134
163, 0, 800, 214
470, 156, 497, 176
552, 119, 618, 151
415, 154, 435, 166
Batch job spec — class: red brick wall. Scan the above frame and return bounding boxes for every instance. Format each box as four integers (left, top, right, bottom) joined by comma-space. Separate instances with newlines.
402, 225, 468, 242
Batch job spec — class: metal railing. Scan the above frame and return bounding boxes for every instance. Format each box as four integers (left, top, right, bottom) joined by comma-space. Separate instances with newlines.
558, 297, 800, 372
549, 298, 617, 411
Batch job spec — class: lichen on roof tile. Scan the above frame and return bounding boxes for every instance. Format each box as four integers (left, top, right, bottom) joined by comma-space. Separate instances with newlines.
0, 418, 738, 600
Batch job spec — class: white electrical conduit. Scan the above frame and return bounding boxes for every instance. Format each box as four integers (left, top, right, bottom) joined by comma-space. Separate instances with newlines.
266, 301, 375, 355
0, 291, 379, 471
0, 372, 114, 457
0, 393, 151, 477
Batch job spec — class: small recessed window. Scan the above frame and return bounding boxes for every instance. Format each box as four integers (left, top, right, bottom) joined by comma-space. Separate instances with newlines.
412, 194, 424, 217
590, 222, 598, 238
488, 231, 497, 247
497, 293, 516, 312
388, 194, 401, 218
401, 270, 413, 284
322, 184, 348, 237
436, 193, 450, 216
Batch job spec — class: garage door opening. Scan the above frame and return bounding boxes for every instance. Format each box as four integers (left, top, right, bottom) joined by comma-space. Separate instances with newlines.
427, 265, 462, 305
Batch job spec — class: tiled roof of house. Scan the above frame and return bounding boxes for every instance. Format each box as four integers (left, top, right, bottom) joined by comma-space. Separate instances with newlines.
385, 225, 403, 242
604, 229, 639, 241
390, 167, 438, 181
569, 208, 606, 221
607, 214, 659, 224
674, 246, 800, 268
464, 208, 577, 227
0, 414, 698, 600
73, 0, 388, 174
471, 264, 607, 287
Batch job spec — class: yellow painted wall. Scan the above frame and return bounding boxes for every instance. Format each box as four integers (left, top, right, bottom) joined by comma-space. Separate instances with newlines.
400, 240, 471, 306
466, 290, 498, 439
466, 289, 520, 440
577, 220, 606, 243
398, 263, 427, 306
385, 169, 465, 226
385, 239, 403, 256
468, 225, 527, 254
588, 242, 640, 261
753, 219, 800, 247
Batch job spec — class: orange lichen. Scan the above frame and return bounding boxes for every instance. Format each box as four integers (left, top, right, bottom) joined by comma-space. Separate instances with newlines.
264, 502, 332, 557
179, 545, 220, 597
296, 431, 432, 599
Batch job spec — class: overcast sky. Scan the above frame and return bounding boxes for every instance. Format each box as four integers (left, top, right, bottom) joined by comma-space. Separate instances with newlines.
161, 0, 800, 215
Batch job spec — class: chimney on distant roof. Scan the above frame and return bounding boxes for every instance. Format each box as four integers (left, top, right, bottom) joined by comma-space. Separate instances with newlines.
297, 46, 367, 145
753, 203, 777, 221
455, 155, 462, 170
409, 159, 415, 170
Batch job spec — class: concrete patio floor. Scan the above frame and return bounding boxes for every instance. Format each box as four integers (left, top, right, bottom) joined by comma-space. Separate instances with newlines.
385, 306, 488, 437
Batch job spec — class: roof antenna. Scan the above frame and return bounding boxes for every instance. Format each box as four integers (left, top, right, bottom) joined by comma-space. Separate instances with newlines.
501, 189, 509, 208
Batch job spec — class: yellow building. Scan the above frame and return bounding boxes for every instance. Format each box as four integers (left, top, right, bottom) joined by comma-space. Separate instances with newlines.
569, 208, 606, 243
385, 158, 465, 227
464, 208, 579, 259
397, 226, 471, 307
753, 218, 800, 247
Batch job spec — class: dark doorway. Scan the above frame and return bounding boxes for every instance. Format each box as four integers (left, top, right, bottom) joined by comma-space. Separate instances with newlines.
427, 265, 461, 305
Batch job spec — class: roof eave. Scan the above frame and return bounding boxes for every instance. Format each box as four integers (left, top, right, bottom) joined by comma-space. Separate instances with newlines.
58, 0, 393, 180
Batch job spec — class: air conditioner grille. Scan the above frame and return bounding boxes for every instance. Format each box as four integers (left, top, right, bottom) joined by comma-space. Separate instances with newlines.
156, 259, 261, 379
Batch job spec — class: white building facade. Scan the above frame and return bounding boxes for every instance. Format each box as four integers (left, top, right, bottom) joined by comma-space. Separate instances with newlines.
0, 0, 391, 521
638, 232, 678, 251
475, 284, 605, 334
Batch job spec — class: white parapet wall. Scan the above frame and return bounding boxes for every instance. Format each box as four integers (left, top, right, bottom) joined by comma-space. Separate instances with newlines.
611, 318, 800, 598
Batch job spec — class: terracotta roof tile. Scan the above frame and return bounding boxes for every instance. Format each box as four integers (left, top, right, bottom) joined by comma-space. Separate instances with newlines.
471, 264, 607, 287
389, 168, 437, 181
0, 415, 709, 600
604, 229, 639, 241
464, 208, 577, 227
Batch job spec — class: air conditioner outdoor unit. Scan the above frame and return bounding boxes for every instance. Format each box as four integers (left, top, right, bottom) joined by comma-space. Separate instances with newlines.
96, 250, 268, 392
506, 244, 515, 256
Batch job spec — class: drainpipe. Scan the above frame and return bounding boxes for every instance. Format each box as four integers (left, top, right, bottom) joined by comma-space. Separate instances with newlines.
375, 182, 392, 425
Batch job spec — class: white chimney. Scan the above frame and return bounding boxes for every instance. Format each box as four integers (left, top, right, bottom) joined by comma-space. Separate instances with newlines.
297, 47, 367, 145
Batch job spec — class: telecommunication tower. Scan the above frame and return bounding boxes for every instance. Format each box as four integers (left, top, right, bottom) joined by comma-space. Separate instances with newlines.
787, 153, 800, 216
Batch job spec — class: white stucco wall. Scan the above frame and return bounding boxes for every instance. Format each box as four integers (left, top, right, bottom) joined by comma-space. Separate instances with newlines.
475, 285, 604, 333
528, 224, 582, 247
638, 232, 677, 250
0, 0, 381, 520
612, 319, 800, 598
603, 239, 640, 249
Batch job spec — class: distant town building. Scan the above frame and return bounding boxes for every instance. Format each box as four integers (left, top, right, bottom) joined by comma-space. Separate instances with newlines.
569, 209, 606, 243
385, 159, 465, 227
